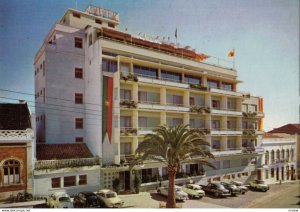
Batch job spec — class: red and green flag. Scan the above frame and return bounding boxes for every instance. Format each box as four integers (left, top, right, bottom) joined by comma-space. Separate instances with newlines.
102, 76, 113, 143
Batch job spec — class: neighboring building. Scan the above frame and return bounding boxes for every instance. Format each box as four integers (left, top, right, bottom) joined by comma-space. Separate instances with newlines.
33, 143, 101, 196
0, 102, 34, 200
34, 5, 264, 192
268, 124, 300, 179
260, 133, 297, 184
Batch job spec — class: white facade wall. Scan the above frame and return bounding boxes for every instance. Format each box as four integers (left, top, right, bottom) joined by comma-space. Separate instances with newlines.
34, 166, 100, 196
261, 136, 297, 184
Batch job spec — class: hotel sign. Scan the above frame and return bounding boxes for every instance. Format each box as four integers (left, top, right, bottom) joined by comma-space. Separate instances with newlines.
85, 5, 119, 21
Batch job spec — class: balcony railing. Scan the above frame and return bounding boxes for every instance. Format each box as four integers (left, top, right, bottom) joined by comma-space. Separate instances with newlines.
190, 105, 211, 114
35, 157, 100, 170
120, 99, 138, 108
211, 148, 243, 156
211, 128, 242, 136
120, 127, 137, 136
211, 108, 243, 116
0, 129, 34, 140
210, 87, 242, 97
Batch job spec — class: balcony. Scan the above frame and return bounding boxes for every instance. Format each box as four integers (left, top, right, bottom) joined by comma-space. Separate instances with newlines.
190, 105, 211, 114
211, 108, 243, 116
190, 128, 210, 135
135, 73, 190, 89
35, 157, 101, 170
120, 100, 138, 109
210, 88, 243, 97
165, 103, 190, 112
120, 154, 135, 164
211, 128, 243, 136
211, 148, 243, 156
138, 127, 155, 136
242, 147, 264, 154
138, 100, 165, 111
120, 127, 138, 136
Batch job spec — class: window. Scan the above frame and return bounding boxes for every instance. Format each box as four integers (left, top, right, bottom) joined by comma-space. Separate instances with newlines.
211, 120, 220, 130
120, 63, 130, 74
108, 22, 115, 28
79, 175, 87, 185
43, 61, 45, 76
227, 139, 236, 149
161, 70, 181, 82
189, 97, 195, 106
43, 88, 45, 103
133, 65, 157, 79
138, 91, 159, 103
212, 161, 220, 169
120, 89, 131, 100
75, 137, 84, 143
242, 172, 248, 177
72, 12, 81, 18
184, 75, 201, 85
2, 160, 21, 185
291, 149, 294, 161
212, 140, 220, 150
120, 116, 131, 128
102, 59, 117, 72
212, 99, 220, 109
189, 119, 195, 128
223, 160, 230, 169
167, 94, 183, 106
74, 37, 83, 48
64, 176, 76, 187
207, 79, 219, 88
51, 177, 61, 188
95, 19, 102, 24
88, 34, 92, 46
120, 142, 132, 155
75, 68, 83, 79
227, 98, 236, 110
271, 150, 275, 163
75, 118, 83, 129
221, 82, 233, 91
265, 151, 269, 165
75, 93, 83, 104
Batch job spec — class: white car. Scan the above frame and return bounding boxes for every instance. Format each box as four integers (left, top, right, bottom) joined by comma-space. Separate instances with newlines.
48, 192, 73, 208
157, 185, 189, 201
230, 180, 249, 194
182, 184, 205, 199
94, 189, 124, 208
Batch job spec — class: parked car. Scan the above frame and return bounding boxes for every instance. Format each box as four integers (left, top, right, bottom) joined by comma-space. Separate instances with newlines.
48, 192, 73, 208
94, 189, 124, 208
73, 191, 102, 208
182, 184, 205, 199
230, 180, 249, 194
157, 185, 189, 201
201, 183, 231, 198
220, 182, 242, 196
249, 180, 269, 192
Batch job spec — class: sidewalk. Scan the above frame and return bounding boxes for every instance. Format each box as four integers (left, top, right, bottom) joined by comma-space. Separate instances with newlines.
0, 200, 45, 208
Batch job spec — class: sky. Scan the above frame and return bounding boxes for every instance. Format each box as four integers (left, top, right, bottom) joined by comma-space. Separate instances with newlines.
0, 0, 299, 131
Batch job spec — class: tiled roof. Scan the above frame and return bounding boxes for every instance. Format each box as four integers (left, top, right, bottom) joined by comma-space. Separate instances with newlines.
0, 103, 31, 130
263, 133, 282, 139
268, 124, 300, 135
36, 143, 93, 160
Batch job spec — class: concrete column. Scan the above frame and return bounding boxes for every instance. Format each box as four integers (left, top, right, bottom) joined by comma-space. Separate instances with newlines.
237, 117, 242, 130
160, 87, 166, 105
206, 115, 211, 129
237, 136, 242, 149
60, 177, 64, 188
221, 116, 227, 131
132, 137, 138, 154
26, 141, 33, 194
221, 136, 227, 150
184, 90, 190, 107
132, 110, 138, 129
205, 93, 211, 107
160, 111, 166, 125
236, 98, 242, 111
132, 83, 138, 102
221, 96, 227, 110
202, 75, 207, 86
158, 66, 161, 79
130, 60, 134, 74
181, 72, 185, 83
184, 113, 190, 126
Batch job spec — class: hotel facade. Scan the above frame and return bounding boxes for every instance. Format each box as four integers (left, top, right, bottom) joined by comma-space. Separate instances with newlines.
34, 5, 265, 194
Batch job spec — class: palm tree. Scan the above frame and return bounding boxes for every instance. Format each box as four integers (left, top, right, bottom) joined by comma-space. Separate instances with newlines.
132, 124, 215, 208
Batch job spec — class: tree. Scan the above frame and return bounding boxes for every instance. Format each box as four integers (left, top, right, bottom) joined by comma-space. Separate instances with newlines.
132, 124, 215, 208
134, 173, 142, 194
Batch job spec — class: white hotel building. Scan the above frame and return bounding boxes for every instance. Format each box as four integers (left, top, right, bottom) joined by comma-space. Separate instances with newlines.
34, 5, 265, 193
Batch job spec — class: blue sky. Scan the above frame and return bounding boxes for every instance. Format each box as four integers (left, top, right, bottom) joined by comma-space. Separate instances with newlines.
0, 0, 299, 131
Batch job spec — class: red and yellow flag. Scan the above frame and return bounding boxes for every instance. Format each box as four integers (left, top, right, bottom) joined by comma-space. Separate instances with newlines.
228, 49, 235, 57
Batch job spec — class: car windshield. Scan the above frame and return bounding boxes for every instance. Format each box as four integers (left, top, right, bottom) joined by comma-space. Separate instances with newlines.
107, 193, 117, 198
59, 197, 70, 202
216, 184, 225, 189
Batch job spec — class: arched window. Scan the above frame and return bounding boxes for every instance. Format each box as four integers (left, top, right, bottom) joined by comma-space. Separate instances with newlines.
291, 149, 294, 161
265, 151, 269, 165
286, 149, 290, 162
276, 149, 280, 161
2, 159, 21, 185
271, 150, 275, 164
281, 149, 285, 161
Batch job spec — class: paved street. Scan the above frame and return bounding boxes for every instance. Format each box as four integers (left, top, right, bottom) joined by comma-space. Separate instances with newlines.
120, 181, 300, 208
